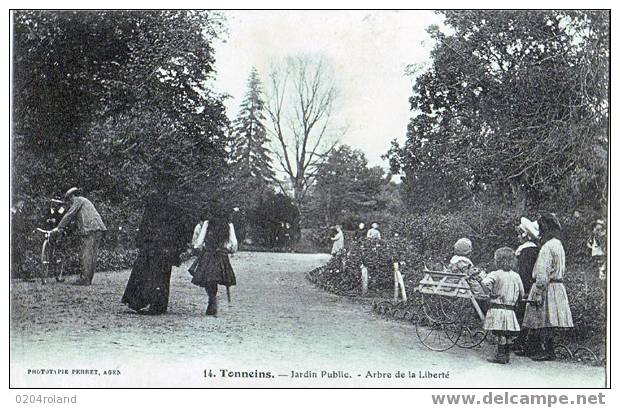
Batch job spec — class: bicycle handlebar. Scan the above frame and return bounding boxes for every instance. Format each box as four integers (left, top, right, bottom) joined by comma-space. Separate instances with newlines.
36, 228, 54, 234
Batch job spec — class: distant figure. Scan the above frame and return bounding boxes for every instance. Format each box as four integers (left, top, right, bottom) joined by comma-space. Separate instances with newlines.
54, 187, 107, 285
355, 222, 366, 240
283, 222, 292, 251
366, 222, 381, 240
330, 225, 345, 255
587, 219, 606, 280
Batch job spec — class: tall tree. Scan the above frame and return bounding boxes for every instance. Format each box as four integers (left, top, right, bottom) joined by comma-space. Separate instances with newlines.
265, 55, 342, 210
388, 10, 609, 211
12, 10, 231, 210
308, 145, 385, 225
230, 67, 275, 191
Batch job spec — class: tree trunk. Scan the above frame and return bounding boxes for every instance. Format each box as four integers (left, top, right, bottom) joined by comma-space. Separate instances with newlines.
510, 181, 527, 213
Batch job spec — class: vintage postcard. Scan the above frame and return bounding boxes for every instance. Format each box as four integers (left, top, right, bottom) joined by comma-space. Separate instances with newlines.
9, 9, 609, 390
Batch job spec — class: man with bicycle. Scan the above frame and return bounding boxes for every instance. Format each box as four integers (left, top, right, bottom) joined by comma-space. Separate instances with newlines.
53, 187, 107, 285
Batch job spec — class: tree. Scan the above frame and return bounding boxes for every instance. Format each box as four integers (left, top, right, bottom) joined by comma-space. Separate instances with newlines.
307, 145, 386, 225
388, 10, 609, 212
247, 190, 300, 247
12, 10, 231, 211
229, 68, 275, 201
265, 55, 342, 210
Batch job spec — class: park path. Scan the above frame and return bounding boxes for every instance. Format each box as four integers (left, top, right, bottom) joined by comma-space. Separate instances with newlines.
10, 252, 605, 388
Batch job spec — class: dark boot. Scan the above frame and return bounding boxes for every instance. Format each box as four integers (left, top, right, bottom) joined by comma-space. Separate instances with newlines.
505, 343, 511, 363
206, 296, 218, 316
513, 331, 526, 353
487, 344, 507, 364
532, 337, 556, 361
516, 331, 540, 356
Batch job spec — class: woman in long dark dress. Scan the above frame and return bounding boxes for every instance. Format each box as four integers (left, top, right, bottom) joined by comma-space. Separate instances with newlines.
188, 208, 236, 316
513, 217, 540, 355
122, 189, 188, 315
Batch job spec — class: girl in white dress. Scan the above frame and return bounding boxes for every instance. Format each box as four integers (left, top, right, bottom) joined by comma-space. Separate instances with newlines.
331, 225, 345, 255
474, 247, 525, 364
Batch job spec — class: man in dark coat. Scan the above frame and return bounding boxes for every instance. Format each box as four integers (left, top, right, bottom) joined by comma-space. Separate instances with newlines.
122, 181, 189, 315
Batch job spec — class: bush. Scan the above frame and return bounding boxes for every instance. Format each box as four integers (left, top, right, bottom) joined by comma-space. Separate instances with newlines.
308, 205, 607, 362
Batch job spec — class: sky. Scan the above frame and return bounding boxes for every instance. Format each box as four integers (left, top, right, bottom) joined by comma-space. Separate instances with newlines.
211, 10, 443, 170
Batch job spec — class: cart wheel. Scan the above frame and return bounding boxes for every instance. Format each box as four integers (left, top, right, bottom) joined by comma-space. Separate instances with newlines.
573, 347, 601, 365
414, 310, 460, 352
418, 294, 444, 323
438, 296, 469, 324
451, 326, 487, 348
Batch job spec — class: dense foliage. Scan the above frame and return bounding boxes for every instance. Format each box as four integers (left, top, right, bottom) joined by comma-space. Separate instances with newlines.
305, 145, 388, 225
12, 11, 231, 276
387, 10, 609, 213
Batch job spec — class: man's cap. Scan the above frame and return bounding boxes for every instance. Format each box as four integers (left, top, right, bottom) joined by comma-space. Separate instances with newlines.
64, 187, 80, 198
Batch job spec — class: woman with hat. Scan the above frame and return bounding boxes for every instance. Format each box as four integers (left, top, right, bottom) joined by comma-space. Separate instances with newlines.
522, 212, 573, 361
513, 217, 540, 356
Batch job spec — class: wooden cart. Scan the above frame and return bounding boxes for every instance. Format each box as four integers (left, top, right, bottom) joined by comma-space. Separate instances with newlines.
413, 269, 489, 351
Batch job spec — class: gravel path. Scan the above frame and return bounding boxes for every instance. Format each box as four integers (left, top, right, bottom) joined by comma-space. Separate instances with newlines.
10, 252, 606, 388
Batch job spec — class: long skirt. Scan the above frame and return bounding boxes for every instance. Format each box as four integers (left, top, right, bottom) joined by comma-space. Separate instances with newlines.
189, 249, 236, 288
523, 282, 574, 329
122, 247, 173, 313
483, 307, 520, 332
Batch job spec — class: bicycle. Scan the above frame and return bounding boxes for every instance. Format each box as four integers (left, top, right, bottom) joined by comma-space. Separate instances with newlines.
36, 228, 65, 284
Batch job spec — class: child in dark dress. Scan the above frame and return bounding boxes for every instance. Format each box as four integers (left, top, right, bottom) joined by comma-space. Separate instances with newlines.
188, 207, 237, 317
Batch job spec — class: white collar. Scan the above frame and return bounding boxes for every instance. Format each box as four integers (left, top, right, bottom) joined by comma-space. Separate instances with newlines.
515, 241, 537, 255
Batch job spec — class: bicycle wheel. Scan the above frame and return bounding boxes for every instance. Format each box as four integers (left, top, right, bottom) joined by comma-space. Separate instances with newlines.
55, 258, 65, 282
40, 239, 50, 284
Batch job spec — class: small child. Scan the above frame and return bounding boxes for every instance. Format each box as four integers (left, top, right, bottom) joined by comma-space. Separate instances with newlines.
330, 224, 345, 255
450, 238, 474, 274
476, 247, 525, 364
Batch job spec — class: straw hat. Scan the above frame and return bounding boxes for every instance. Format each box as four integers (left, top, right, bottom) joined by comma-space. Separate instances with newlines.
519, 217, 540, 239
